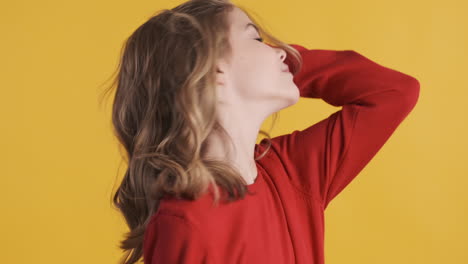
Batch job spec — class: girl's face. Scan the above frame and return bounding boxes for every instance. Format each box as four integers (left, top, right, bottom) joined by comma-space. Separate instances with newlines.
216, 7, 300, 113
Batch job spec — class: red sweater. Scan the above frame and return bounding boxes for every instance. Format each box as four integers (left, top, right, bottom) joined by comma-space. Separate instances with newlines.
142, 44, 420, 264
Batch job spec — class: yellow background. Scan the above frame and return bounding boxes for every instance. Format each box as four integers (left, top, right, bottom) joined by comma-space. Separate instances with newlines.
1, 0, 466, 263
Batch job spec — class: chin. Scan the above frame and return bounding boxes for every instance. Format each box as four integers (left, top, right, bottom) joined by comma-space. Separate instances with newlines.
289, 84, 301, 104
279, 93, 300, 111
272, 83, 300, 110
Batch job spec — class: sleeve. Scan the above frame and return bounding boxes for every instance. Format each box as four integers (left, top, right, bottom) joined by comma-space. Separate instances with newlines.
143, 213, 212, 264
269, 43, 420, 210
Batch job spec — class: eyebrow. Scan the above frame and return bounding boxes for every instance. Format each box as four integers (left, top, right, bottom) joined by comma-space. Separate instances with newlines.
245, 22, 260, 34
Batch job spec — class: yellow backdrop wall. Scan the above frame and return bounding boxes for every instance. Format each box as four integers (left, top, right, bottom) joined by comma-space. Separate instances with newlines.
1, 0, 466, 263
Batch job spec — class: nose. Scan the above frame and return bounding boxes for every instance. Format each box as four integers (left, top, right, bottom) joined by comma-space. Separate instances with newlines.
277, 47, 287, 62
272, 46, 288, 61
266, 43, 287, 62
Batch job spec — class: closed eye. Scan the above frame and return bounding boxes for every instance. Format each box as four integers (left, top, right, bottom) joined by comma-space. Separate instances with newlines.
255, 37, 264, 42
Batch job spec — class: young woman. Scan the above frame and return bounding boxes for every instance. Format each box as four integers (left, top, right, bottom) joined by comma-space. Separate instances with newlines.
105, 0, 420, 263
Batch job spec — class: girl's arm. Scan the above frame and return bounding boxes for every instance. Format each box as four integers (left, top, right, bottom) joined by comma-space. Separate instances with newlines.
143, 214, 212, 263
270, 44, 420, 210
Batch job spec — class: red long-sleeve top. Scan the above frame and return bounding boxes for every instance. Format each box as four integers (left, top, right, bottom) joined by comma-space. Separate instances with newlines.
142, 44, 420, 264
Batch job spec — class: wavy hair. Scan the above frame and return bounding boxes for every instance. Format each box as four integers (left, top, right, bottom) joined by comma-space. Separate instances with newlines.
98, 0, 302, 263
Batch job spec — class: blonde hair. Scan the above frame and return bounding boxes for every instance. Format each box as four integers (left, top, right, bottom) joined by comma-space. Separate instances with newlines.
98, 0, 302, 263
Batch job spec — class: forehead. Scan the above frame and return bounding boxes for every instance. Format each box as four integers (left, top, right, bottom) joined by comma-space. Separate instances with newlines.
229, 7, 254, 31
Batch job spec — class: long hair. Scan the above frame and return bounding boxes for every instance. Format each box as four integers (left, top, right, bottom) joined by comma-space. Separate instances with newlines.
98, 0, 302, 263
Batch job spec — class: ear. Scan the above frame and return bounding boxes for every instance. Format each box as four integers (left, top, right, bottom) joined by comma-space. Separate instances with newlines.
214, 59, 231, 104
215, 60, 229, 87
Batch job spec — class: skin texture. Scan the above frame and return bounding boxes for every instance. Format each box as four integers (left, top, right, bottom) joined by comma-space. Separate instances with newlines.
204, 7, 300, 184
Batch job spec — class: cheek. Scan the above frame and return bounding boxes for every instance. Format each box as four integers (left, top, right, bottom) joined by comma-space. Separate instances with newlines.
231, 58, 264, 91
231, 49, 281, 96
241, 66, 274, 96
